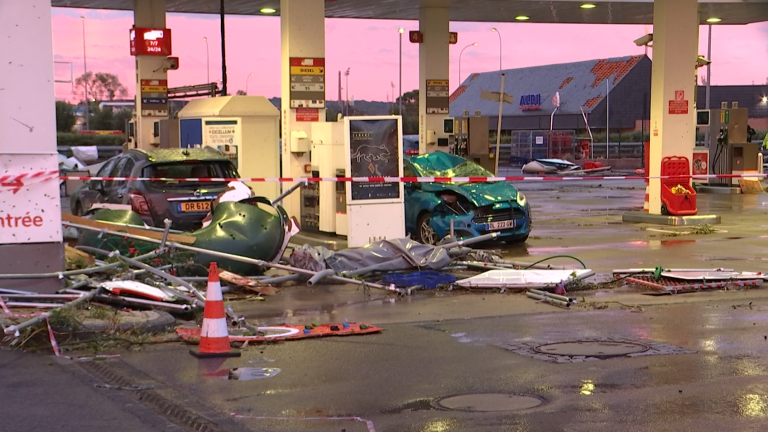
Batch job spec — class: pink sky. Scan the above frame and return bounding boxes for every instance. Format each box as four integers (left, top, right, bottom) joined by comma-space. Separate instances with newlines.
51, 8, 768, 103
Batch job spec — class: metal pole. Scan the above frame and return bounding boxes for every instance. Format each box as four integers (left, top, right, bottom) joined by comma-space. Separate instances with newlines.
204, 37, 210, 83
706, 24, 712, 109
492, 28, 502, 70
4, 288, 102, 336
458, 43, 477, 89
399, 29, 403, 115
220, 0, 228, 96
81, 16, 89, 131
494, 73, 506, 175
606, 78, 610, 159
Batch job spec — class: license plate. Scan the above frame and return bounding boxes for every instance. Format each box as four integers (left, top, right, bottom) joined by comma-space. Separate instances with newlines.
180, 201, 211, 212
488, 220, 515, 230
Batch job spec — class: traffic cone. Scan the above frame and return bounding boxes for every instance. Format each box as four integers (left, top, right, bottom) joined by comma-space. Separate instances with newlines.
189, 262, 240, 358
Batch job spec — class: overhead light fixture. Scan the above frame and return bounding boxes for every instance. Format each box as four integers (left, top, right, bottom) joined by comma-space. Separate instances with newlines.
762, 96, 767, 103
580, 3, 597, 9
515, 15, 530, 21
260, 7, 277, 14
706, 17, 722, 23
399, 27, 404, 34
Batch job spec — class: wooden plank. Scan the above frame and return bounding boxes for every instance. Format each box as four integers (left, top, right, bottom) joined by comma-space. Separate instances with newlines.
739, 179, 765, 194
62, 213, 197, 245
218, 270, 278, 296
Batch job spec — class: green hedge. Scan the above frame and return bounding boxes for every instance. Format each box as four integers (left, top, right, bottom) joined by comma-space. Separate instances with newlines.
57, 132, 126, 147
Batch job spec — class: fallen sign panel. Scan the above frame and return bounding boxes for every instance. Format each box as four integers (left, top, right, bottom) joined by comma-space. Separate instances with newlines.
625, 275, 763, 294
176, 322, 381, 342
456, 269, 594, 289
661, 271, 768, 281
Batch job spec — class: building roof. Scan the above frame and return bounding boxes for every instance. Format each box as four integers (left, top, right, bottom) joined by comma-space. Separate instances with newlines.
449, 55, 647, 118
51, 1, 768, 24
177, 95, 278, 118
697, 85, 768, 118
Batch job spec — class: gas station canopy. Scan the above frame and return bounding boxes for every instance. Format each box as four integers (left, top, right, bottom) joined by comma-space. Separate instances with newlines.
51, 0, 768, 25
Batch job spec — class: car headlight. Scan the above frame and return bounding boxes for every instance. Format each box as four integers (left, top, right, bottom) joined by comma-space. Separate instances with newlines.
516, 192, 527, 207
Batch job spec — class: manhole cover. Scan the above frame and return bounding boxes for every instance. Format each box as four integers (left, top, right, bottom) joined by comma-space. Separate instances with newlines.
534, 341, 649, 357
436, 394, 543, 412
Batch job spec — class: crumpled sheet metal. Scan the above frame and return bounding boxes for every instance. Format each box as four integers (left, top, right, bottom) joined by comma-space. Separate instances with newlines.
77, 200, 288, 275
289, 238, 452, 274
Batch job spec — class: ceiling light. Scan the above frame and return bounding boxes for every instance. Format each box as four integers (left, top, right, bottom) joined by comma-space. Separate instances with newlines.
580, 3, 597, 9
763, 96, 768, 103
260, 7, 277, 14
706, 17, 722, 23
515, 15, 530, 21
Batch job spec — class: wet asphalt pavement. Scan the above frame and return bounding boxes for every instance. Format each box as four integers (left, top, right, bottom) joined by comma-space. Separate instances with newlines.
27, 179, 768, 431
109, 299, 768, 432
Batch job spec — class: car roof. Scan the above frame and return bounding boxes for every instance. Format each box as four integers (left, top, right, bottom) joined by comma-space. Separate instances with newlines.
127, 148, 230, 163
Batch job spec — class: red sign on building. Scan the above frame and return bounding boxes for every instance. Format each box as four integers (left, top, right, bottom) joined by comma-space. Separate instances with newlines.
668, 89, 689, 115
130, 28, 172, 56
296, 108, 320, 122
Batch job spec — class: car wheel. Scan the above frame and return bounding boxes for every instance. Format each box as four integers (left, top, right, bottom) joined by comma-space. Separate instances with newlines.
661, 204, 669, 215
416, 212, 438, 245
73, 202, 83, 216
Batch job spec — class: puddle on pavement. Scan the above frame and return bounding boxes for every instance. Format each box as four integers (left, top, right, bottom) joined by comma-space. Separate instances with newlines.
223, 367, 281, 381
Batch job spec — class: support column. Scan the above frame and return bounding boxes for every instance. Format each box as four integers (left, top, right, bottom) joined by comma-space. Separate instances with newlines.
0, 0, 64, 292
648, 0, 699, 214
134, 0, 168, 150
280, 0, 326, 219
418, 1, 450, 154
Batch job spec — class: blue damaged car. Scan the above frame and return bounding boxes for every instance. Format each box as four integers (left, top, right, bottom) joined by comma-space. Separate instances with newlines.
403, 153, 531, 245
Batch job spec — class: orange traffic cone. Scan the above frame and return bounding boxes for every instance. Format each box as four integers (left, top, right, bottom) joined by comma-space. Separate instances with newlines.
189, 262, 240, 358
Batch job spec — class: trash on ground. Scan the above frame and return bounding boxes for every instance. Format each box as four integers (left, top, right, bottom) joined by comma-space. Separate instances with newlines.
456, 269, 595, 289
218, 270, 279, 296
381, 271, 457, 290
100, 280, 177, 302
226, 367, 281, 381
177, 322, 381, 343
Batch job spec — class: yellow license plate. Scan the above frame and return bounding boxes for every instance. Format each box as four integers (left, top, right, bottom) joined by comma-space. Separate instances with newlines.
180, 201, 211, 212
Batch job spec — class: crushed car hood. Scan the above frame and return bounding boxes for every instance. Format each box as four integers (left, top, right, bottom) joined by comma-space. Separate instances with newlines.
421, 181, 518, 207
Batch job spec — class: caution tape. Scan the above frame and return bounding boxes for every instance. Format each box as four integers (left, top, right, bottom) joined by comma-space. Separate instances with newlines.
58, 173, 768, 183
0, 170, 60, 194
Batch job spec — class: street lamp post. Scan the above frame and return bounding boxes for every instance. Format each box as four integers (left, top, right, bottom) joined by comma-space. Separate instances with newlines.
345, 68, 351, 116
492, 28, 502, 70
203, 37, 210, 83
398, 27, 404, 116
81, 16, 89, 131
245, 72, 255, 95
458, 43, 478, 88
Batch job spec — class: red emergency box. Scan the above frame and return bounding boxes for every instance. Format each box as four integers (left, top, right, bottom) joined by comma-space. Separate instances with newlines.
660, 156, 697, 216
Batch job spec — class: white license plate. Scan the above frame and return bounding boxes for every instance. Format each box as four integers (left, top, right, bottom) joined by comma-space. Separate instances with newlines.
488, 220, 515, 230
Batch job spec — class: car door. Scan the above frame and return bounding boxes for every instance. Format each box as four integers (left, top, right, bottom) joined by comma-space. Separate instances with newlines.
101, 156, 129, 203
108, 156, 136, 204
77, 157, 118, 213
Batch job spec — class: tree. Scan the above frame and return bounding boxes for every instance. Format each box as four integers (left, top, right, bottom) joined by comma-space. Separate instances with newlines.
55, 101, 76, 132
235, 89, 247, 96
75, 72, 128, 101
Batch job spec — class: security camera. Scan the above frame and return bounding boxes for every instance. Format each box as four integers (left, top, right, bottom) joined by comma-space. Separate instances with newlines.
696, 56, 712, 67
634, 33, 653, 47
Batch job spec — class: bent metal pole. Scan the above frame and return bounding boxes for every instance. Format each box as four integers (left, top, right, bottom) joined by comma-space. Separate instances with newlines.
62, 221, 408, 295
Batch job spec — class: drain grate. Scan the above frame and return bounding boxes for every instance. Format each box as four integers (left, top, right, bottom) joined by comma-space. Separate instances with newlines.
496, 337, 697, 363
80, 361, 230, 432
436, 393, 543, 412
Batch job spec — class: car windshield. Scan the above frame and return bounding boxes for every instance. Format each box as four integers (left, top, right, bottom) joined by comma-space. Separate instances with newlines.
409, 154, 495, 182
143, 161, 238, 188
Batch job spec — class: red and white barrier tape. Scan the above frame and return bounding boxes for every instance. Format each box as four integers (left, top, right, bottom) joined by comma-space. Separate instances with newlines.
59, 173, 768, 183
2, 170, 765, 189
0, 170, 59, 194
